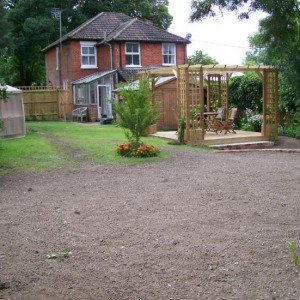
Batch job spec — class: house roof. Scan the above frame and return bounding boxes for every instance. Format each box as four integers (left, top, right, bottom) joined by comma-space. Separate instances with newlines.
72, 70, 117, 84
115, 76, 176, 91
43, 12, 190, 51
117, 66, 163, 82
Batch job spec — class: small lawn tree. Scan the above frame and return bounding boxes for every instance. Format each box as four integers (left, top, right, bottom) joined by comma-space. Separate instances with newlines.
114, 78, 159, 157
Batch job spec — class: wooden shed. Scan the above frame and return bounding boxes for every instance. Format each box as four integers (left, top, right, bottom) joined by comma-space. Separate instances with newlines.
153, 76, 178, 130
153, 76, 207, 131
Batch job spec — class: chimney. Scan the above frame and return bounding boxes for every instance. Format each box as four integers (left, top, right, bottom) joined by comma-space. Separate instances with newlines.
145, 19, 153, 26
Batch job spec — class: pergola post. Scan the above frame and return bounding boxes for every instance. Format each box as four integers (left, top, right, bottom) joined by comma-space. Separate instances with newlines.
262, 69, 278, 140
199, 66, 205, 139
185, 66, 190, 140
225, 73, 230, 120
207, 75, 211, 111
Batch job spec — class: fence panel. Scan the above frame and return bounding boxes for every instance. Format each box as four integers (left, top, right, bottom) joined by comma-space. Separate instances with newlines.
58, 89, 73, 119
19, 88, 73, 120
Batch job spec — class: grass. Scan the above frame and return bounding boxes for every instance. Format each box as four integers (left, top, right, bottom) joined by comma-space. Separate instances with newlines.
0, 130, 65, 175
0, 121, 209, 175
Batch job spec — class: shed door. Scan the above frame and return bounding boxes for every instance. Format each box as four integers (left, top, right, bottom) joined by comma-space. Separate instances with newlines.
98, 85, 112, 118
155, 89, 178, 130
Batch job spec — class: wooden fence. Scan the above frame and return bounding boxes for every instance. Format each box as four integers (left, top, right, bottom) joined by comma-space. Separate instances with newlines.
17, 87, 73, 120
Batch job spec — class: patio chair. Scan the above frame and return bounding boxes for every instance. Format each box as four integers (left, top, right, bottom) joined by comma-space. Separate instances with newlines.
221, 107, 238, 134
72, 107, 88, 122
206, 107, 225, 134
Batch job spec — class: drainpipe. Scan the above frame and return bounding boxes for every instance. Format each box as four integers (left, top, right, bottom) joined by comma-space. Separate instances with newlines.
99, 32, 113, 70
98, 34, 114, 119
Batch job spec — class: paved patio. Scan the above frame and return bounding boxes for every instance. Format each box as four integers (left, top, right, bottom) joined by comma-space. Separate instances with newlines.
151, 130, 265, 145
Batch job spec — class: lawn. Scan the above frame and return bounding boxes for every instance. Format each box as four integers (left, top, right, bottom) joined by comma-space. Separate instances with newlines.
0, 121, 200, 175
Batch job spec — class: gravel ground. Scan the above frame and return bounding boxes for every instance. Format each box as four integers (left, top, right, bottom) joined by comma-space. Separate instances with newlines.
0, 137, 300, 300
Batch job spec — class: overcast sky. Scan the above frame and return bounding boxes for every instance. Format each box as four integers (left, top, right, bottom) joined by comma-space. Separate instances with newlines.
168, 0, 267, 65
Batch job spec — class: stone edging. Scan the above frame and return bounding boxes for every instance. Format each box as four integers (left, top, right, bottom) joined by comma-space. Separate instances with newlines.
215, 148, 300, 153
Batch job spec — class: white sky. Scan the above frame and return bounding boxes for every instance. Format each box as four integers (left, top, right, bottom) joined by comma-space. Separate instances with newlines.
168, 0, 267, 65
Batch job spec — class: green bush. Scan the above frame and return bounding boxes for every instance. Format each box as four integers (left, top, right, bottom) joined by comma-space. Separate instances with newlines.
240, 109, 262, 132
114, 79, 158, 144
280, 123, 300, 139
229, 73, 262, 112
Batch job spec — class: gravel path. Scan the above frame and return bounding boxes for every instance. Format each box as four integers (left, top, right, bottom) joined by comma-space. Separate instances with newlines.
0, 140, 300, 299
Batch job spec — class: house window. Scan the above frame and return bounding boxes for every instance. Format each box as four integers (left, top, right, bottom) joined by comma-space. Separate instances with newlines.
81, 42, 97, 68
162, 43, 176, 66
125, 43, 141, 66
56, 47, 59, 70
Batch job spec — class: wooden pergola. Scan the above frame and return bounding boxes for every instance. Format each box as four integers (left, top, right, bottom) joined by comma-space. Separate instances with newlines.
145, 64, 279, 145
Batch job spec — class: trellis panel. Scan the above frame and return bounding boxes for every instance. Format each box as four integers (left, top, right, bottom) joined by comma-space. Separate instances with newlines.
263, 70, 278, 139
207, 74, 227, 114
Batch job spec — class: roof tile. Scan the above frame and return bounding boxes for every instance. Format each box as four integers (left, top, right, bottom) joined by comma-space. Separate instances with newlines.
43, 12, 189, 51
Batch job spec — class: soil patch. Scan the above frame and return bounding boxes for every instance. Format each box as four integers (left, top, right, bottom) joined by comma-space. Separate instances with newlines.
0, 141, 299, 299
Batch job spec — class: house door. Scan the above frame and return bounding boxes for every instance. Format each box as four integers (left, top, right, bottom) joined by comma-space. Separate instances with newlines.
97, 85, 112, 119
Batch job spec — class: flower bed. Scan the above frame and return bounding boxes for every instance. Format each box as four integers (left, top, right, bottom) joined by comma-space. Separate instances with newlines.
116, 142, 159, 158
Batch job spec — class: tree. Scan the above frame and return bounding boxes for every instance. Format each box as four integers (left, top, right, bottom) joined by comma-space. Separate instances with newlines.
114, 79, 158, 144
187, 50, 218, 65
190, 0, 300, 123
190, 0, 298, 22
79, 0, 172, 30
229, 73, 262, 112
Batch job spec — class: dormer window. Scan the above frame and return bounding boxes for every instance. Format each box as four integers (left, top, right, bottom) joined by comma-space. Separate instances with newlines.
162, 43, 176, 66
81, 42, 97, 68
125, 43, 141, 67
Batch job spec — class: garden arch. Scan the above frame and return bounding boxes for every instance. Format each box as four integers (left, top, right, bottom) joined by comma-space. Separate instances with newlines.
146, 64, 278, 145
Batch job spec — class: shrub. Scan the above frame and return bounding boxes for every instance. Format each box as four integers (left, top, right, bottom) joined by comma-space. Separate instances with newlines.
116, 142, 159, 158
229, 73, 263, 112
280, 123, 300, 139
113, 79, 158, 144
240, 109, 262, 132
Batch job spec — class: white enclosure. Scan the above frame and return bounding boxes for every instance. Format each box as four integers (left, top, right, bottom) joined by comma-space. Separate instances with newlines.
0, 85, 26, 138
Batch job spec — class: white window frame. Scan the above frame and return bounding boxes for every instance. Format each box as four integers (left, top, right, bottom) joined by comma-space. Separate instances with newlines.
125, 42, 141, 67
56, 46, 59, 70
81, 41, 97, 69
162, 43, 176, 66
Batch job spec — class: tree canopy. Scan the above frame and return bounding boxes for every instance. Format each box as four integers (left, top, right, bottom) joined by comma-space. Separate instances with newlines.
190, 0, 300, 122
0, 0, 172, 85
187, 50, 218, 65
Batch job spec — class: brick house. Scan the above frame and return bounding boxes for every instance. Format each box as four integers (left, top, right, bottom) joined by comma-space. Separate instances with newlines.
43, 12, 190, 121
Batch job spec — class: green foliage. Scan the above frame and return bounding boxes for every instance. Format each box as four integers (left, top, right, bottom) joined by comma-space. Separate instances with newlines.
190, 0, 298, 21
240, 109, 262, 132
190, 0, 300, 130
0, 85, 8, 101
0, 48, 16, 84
177, 116, 186, 144
229, 73, 263, 112
116, 142, 159, 158
280, 123, 300, 139
286, 241, 300, 267
80, 0, 172, 30
114, 79, 159, 144
187, 50, 218, 65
